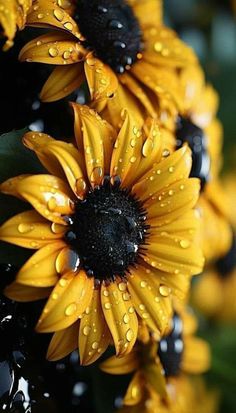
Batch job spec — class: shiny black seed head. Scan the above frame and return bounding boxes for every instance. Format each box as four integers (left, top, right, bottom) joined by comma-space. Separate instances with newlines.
75, 0, 142, 73
64, 177, 148, 281
158, 313, 184, 377
176, 116, 210, 191
216, 233, 236, 278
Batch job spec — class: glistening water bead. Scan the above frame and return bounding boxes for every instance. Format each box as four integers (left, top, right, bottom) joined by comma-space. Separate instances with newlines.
75, 0, 142, 73
64, 177, 148, 281
157, 313, 184, 377
176, 116, 211, 191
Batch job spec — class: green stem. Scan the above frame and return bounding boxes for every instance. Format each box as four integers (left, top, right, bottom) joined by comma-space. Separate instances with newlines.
211, 356, 236, 383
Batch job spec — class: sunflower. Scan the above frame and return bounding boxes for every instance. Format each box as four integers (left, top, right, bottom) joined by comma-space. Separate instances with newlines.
1, 104, 204, 364
0, 0, 32, 50
19, 0, 196, 117
101, 305, 210, 411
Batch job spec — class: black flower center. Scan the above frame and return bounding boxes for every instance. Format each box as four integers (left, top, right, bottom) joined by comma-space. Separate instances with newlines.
157, 313, 184, 377
176, 116, 210, 191
64, 177, 148, 281
216, 233, 236, 278
75, 0, 142, 73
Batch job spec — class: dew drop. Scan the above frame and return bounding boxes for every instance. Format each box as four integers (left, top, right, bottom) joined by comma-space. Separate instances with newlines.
140, 280, 147, 288
83, 326, 91, 336
168, 166, 174, 173
53, 8, 64, 21
128, 306, 134, 314
142, 138, 154, 157
92, 341, 99, 350
48, 47, 59, 57
104, 302, 111, 310
123, 314, 130, 324
126, 329, 134, 342
17, 223, 33, 234
64, 21, 73, 31
180, 239, 190, 249
47, 197, 57, 211
159, 285, 170, 297
65, 302, 77, 316
118, 282, 126, 292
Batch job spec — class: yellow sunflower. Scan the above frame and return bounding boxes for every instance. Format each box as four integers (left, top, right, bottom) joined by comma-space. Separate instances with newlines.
19, 0, 196, 116
101, 305, 210, 410
0, 0, 32, 50
1, 104, 204, 364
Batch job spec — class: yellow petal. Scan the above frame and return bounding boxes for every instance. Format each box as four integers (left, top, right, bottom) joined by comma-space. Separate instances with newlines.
191, 84, 219, 128
182, 337, 211, 374
0, 210, 65, 249
0, 174, 30, 200
26, 1, 82, 38
47, 321, 79, 361
146, 178, 200, 225
129, 0, 163, 28
100, 351, 139, 375
192, 271, 224, 318
36, 271, 93, 332
1, 174, 74, 224
4, 281, 51, 302
16, 241, 65, 287
153, 210, 201, 240
19, 32, 85, 65
84, 54, 118, 103
101, 281, 138, 356
0, 0, 16, 49
40, 63, 84, 102
110, 110, 142, 187
79, 289, 110, 365
143, 360, 167, 398
144, 233, 204, 276
123, 371, 144, 406
23, 132, 87, 198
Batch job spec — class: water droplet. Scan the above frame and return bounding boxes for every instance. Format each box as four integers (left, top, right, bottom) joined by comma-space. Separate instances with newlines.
64, 21, 73, 31
140, 281, 147, 288
49, 47, 59, 57
83, 326, 91, 336
128, 306, 134, 314
180, 239, 190, 249
168, 166, 174, 173
123, 292, 130, 301
63, 50, 71, 59
59, 278, 67, 287
17, 223, 33, 234
103, 290, 109, 297
154, 42, 163, 52
104, 302, 111, 310
47, 197, 57, 211
159, 285, 170, 297
126, 329, 134, 342
92, 341, 99, 350
142, 138, 154, 157
53, 8, 64, 21
37, 13, 44, 19
123, 314, 130, 324
118, 282, 126, 292
52, 293, 58, 300
65, 302, 77, 316
142, 312, 149, 319
90, 167, 103, 184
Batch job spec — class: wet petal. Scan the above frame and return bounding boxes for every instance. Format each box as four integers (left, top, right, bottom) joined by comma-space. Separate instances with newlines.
101, 281, 138, 357
100, 351, 139, 375
19, 32, 86, 65
84, 55, 118, 103
144, 233, 204, 276
23, 132, 87, 198
182, 337, 211, 374
79, 289, 110, 365
128, 266, 172, 334
0, 0, 16, 50
36, 270, 94, 332
16, 241, 65, 287
132, 146, 192, 202
152, 209, 201, 241
40, 63, 84, 102
4, 281, 51, 302
110, 109, 142, 187
0, 210, 65, 249
123, 371, 144, 406
1, 174, 74, 224
47, 321, 79, 361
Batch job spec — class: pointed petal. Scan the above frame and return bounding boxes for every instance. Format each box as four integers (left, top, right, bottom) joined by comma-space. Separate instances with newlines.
16, 241, 65, 287
132, 146, 192, 202
182, 337, 211, 374
84, 55, 118, 103
40, 63, 84, 102
47, 321, 79, 361
146, 178, 200, 225
0, 0, 16, 50
101, 281, 138, 356
79, 289, 110, 365
128, 267, 172, 334
123, 371, 144, 406
100, 351, 139, 375
23, 132, 87, 198
4, 281, 51, 302
143, 360, 167, 398
110, 110, 142, 187
144, 233, 204, 276
36, 271, 93, 332
1, 174, 74, 224
19, 32, 86, 65
0, 210, 65, 249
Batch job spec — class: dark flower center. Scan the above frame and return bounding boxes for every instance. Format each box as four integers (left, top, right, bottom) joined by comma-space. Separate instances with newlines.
216, 233, 236, 278
75, 0, 142, 73
64, 177, 148, 281
158, 313, 184, 377
176, 116, 210, 191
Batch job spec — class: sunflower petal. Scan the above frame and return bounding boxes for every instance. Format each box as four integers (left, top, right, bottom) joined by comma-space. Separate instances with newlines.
144, 233, 204, 276
182, 337, 211, 374
110, 110, 142, 187
19, 32, 85, 65
16, 241, 65, 287
129, 0, 162, 28
0, 210, 65, 249
40, 63, 84, 102
143, 361, 167, 398
0, 0, 16, 50
132, 146, 192, 202
4, 281, 51, 302
101, 281, 138, 356
191, 84, 219, 128
47, 321, 79, 361
84, 55, 118, 103
100, 351, 139, 375
1, 174, 74, 224
23, 132, 87, 198
123, 371, 144, 406
79, 289, 110, 365
128, 266, 172, 334
36, 270, 93, 332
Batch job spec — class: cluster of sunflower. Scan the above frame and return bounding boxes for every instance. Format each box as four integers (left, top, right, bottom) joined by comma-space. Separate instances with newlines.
0, 0, 235, 412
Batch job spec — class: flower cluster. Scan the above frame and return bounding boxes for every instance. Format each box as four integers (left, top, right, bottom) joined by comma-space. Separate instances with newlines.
0, 0, 235, 412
